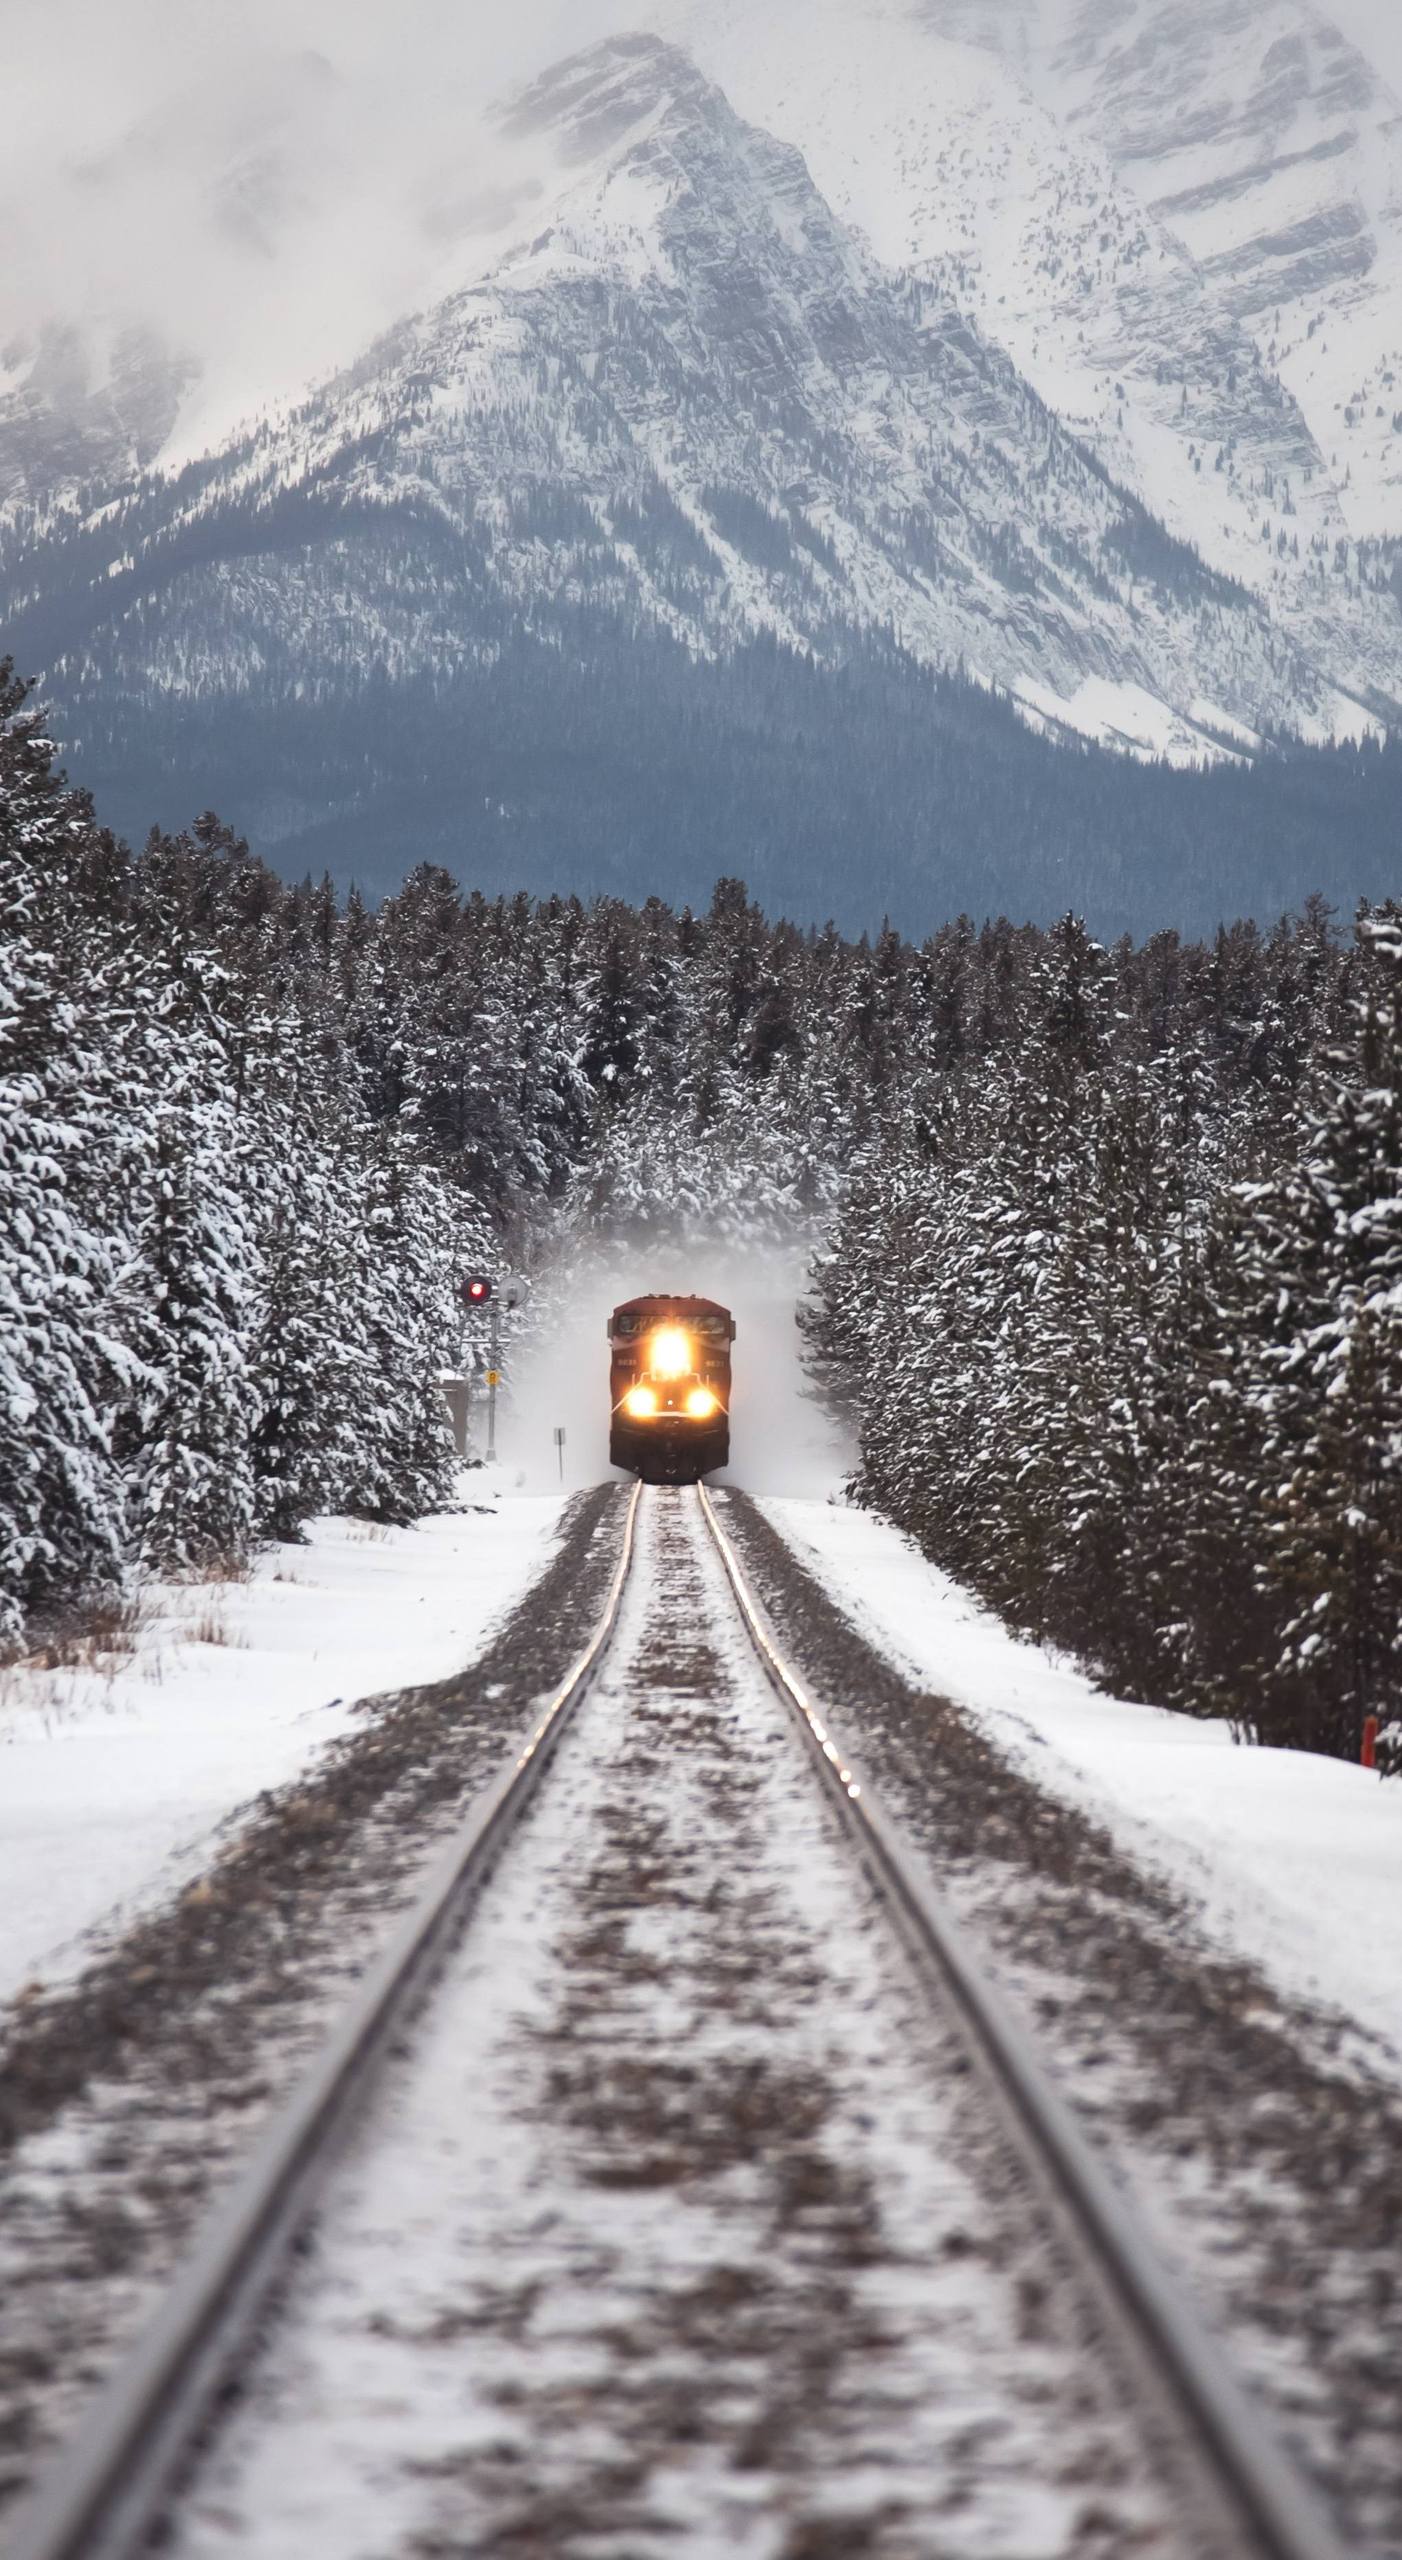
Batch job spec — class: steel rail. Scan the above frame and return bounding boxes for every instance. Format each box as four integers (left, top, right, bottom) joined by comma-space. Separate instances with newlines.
6, 1480, 644, 2560
696, 1481, 1351, 2560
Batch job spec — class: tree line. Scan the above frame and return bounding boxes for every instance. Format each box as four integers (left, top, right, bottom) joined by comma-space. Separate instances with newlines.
1, 662, 874, 1639
0, 666, 474, 1639
804, 904, 1402, 1772
4, 655, 1398, 1770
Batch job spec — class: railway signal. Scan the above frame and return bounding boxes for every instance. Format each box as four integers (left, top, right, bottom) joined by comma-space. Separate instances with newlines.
461, 1276, 503, 1458
458, 1271, 524, 1463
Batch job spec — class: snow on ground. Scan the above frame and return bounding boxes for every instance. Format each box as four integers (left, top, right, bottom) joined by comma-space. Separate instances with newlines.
500, 1243, 1402, 2074
1017, 674, 1197, 760
0, 1486, 566, 2009
164, 1482, 1176, 2560
761, 1496, 1402, 2074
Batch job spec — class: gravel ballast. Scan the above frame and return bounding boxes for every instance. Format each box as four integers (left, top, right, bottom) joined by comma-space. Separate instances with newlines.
717, 1488, 1402, 2558
0, 1485, 627, 2515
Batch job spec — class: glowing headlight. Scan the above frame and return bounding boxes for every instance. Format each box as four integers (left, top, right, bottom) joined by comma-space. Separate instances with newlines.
649, 1325, 692, 1379
685, 1386, 718, 1419
624, 1384, 659, 1419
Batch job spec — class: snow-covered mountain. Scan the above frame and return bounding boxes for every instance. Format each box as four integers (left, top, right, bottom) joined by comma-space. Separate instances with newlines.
5, 29, 1398, 762
3, 3, 1401, 929
1049, 0, 1402, 546
0, 320, 193, 513
678, 0, 1402, 712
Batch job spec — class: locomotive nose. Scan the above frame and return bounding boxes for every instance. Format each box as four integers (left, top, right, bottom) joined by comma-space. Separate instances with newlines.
609, 1299, 733, 1484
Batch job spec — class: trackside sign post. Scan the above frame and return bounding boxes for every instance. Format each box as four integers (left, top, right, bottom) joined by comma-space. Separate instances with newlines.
459, 1269, 524, 1465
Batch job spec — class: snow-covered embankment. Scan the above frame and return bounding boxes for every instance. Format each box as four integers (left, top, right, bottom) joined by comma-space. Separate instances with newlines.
764, 1497, 1402, 2074
0, 1490, 566, 2007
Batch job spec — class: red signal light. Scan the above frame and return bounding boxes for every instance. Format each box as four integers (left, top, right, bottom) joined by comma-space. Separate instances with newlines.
461, 1274, 494, 1307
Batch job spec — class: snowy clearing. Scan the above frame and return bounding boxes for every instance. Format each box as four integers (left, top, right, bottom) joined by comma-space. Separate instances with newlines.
761, 1497, 1402, 2074
0, 1487, 566, 2010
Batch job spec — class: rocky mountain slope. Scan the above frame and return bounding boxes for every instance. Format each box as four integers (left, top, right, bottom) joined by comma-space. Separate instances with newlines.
679, 0, 1402, 713
5, 34, 1398, 755
2, 7, 1401, 929
0, 323, 193, 514
1049, 0, 1402, 545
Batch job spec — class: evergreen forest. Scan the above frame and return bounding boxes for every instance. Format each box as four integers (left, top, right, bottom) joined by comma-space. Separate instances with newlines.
4, 658, 1400, 1773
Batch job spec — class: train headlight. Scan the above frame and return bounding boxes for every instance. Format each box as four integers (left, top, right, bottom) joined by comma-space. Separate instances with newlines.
624, 1384, 659, 1419
685, 1386, 718, 1419
649, 1326, 691, 1379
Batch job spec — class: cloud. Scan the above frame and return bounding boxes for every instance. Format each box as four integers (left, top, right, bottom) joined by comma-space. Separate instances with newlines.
1, 0, 644, 451
5, 0, 1401, 467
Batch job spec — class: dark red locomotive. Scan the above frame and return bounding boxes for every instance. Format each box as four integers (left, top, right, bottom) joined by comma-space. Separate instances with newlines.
608, 1295, 734, 1483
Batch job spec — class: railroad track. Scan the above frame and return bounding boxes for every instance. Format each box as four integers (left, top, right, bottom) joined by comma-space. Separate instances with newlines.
8, 1482, 1350, 2560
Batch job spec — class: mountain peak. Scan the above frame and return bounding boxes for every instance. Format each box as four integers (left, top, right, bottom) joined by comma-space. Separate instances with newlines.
3, 0, 1400, 902
497, 33, 713, 164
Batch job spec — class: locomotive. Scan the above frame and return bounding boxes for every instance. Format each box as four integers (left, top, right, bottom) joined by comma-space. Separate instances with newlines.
608, 1295, 735, 1483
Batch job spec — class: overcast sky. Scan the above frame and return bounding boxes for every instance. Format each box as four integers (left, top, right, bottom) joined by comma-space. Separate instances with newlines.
3, 0, 640, 440
6, 0, 1401, 453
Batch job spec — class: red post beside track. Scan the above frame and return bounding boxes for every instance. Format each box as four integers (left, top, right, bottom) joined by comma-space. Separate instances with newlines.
1362, 1715, 1379, 1770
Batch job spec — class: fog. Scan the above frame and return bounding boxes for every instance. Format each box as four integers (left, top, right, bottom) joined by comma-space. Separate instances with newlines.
7, 0, 1400, 464
490, 1238, 855, 1499
2, 0, 645, 453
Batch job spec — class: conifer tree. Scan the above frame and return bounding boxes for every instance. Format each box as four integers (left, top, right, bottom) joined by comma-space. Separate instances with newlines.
1235, 913, 1402, 1750
0, 666, 124, 1629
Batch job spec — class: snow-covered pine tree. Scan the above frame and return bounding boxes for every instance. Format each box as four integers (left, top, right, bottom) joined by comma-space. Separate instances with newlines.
110, 1044, 258, 1577
248, 1146, 349, 1540
233, 973, 389, 1535
0, 666, 124, 1631
1231, 911, 1402, 1753
342, 1124, 462, 1523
